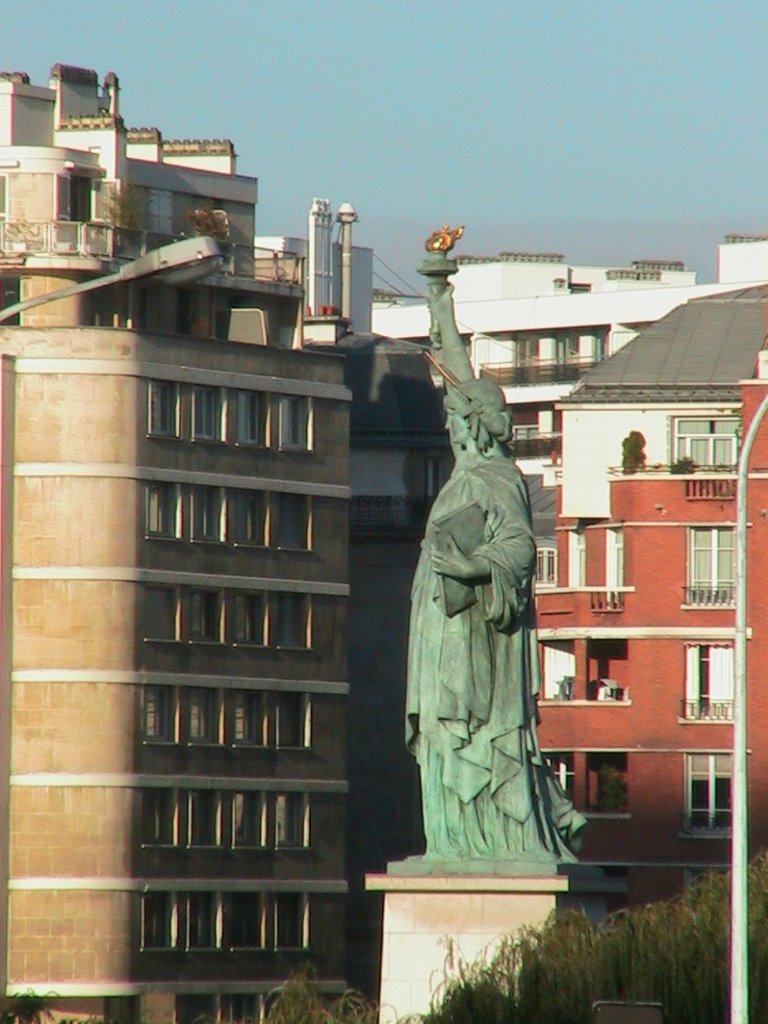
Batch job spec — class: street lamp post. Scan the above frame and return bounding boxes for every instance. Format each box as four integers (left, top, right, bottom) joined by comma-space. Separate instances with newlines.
731, 389, 768, 1024
0, 236, 224, 325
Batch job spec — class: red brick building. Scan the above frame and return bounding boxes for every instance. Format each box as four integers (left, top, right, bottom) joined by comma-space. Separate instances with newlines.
536, 285, 768, 904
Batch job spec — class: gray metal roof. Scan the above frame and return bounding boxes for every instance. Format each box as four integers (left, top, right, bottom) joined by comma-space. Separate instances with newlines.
329, 333, 448, 446
565, 285, 767, 403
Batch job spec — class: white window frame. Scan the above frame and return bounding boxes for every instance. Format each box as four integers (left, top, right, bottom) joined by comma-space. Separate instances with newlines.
688, 528, 735, 603
684, 645, 734, 719
546, 752, 575, 798
606, 527, 624, 590
686, 753, 732, 832
536, 545, 558, 588
674, 417, 739, 467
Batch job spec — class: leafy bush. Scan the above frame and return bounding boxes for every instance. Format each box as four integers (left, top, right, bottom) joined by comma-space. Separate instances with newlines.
425, 857, 768, 1024
621, 431, 647, 474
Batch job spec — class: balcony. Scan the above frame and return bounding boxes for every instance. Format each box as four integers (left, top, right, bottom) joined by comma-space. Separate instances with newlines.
685, 477, 736, 500
683, 586, 734, 608
349, 496, 430, 535
0, 221, 303, 286
590, 589, 625, 613
680, 698, 733, 722
481, 358, 596, 387
510, 433, 562, 459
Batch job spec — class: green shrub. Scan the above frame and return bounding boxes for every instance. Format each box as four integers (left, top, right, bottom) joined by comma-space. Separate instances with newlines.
425, 857, 768, 1024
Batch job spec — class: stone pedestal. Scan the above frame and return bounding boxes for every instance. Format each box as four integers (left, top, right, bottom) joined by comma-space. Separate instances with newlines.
366, 869, 569, 1023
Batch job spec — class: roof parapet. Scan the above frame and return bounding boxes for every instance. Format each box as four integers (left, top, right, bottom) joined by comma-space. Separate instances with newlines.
0, 71, 31, 84
49, 63, 98, 85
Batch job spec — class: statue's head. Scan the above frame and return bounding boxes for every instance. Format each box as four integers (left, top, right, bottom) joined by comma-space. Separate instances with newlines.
444, 378, 512, 455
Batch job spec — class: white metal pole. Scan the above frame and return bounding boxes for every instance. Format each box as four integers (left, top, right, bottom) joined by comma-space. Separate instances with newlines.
731, 390, 768, 1024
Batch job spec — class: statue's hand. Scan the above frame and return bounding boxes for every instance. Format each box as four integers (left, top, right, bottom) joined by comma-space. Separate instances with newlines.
431, 536, 489, 581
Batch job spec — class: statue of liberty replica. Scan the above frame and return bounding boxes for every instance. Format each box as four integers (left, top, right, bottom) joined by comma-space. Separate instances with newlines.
404, 228, 585, 866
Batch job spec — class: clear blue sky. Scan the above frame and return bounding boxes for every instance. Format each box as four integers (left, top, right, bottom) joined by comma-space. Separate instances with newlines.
7, 0, 767, 291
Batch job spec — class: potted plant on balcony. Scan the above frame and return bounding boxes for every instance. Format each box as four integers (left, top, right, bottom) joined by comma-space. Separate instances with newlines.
621, 430, 646, 474
670, 456, 696, 474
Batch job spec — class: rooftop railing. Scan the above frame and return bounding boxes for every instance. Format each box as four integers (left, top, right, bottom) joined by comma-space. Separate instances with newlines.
0, 221, 304, 285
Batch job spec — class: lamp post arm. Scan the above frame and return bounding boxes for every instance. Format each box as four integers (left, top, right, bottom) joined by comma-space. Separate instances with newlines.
0, 271, 123, 325
731, 389, 768, 1024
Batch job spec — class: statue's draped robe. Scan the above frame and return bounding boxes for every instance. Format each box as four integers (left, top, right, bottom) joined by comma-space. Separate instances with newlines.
406, 454, 585, 860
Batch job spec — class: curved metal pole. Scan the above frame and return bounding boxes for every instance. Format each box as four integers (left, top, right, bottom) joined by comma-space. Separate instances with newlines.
731, 390, 768, 1024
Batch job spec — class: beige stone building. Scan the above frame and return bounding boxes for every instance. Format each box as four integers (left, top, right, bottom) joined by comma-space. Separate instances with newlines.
0, 65, 349, 1023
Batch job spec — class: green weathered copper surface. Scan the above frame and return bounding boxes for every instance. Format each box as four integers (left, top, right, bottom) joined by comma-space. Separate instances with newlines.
404, 237, 585, 867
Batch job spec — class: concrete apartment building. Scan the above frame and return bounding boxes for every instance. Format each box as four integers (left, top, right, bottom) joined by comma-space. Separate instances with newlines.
0, 65, 349, 1022
372, 241, 767, 484
535, 285, 768, 905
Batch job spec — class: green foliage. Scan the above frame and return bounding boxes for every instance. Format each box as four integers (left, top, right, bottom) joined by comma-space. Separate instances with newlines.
670, 457, 696, 474
621, 430, 647, 474
425, 857, 768, 1024
107, 183, 142, 230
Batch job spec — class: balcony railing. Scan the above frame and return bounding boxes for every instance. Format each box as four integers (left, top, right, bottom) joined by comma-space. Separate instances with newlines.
682, 812, 731, 835
0, 221, 303, 285
683, 586, 735, 607
350, 495, 430, 534
510, 433, 562, 459
590, 589, 625, 613
482, 359, 596, 387
685, 477, 736, 500
680, 698, 734, 721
